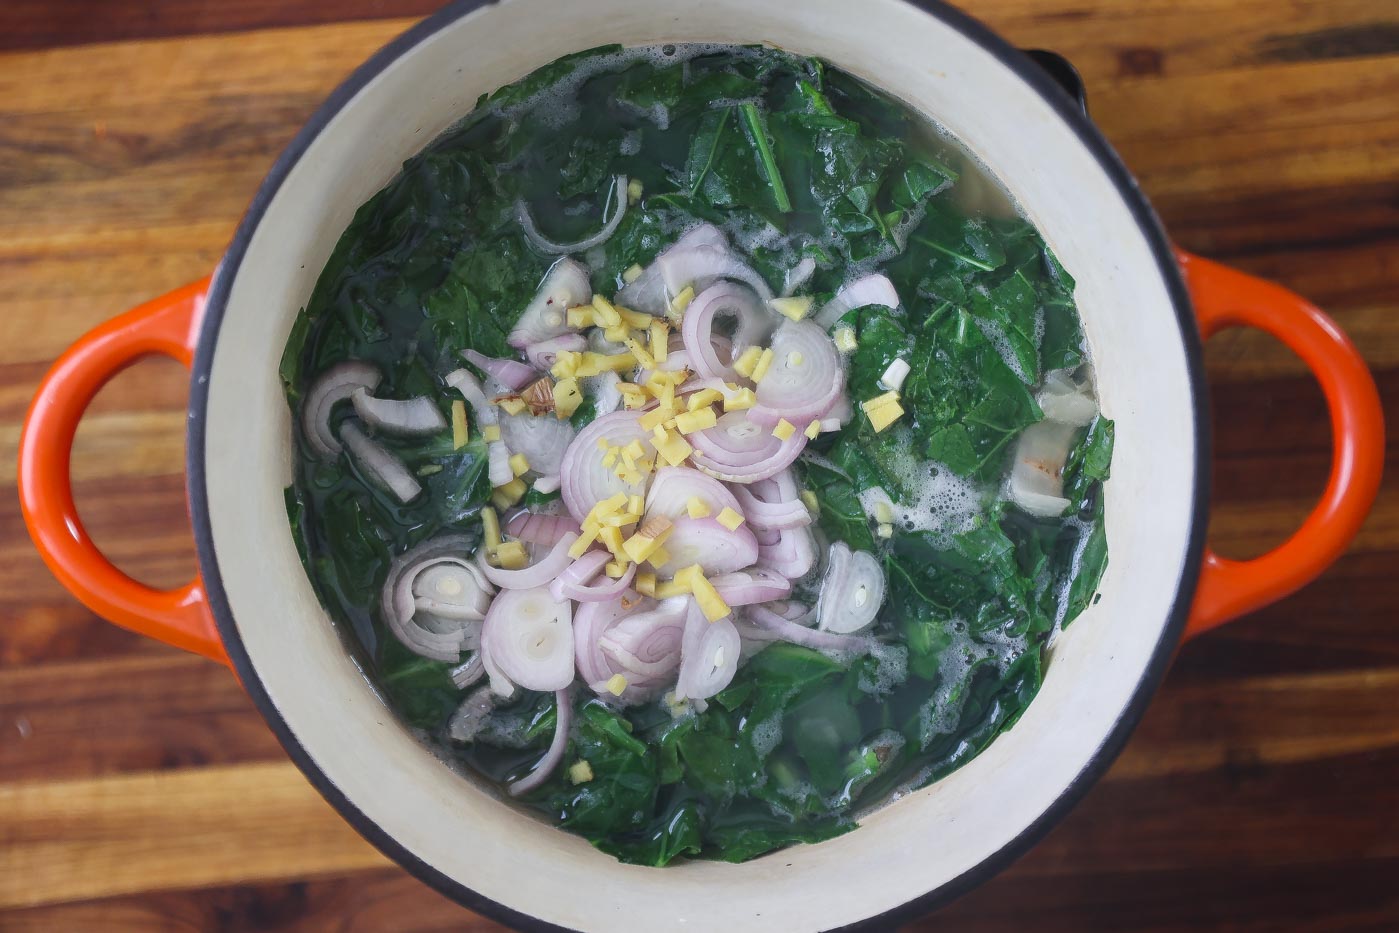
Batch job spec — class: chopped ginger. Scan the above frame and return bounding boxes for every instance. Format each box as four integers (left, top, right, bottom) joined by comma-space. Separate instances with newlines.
623, 337, 655, 369
451, 400, 468, 450
865, 398, 904, 432
568, 527, 599, 559
627, 178, 643, 203
687, 388, 723, 411
653, 429, 693, 466
622, 263, 645, 284
733, 346, 763, 378
686, 496, 711, 519
649, 320, 669, 363
550, 351, 582, 379
496, 397, 527, 416
685, 566, 731, 622
654, 579, 690, 599
716, 506, 745, 531
553, 377, 583, 418
494, 540, 528, 569
800, 490, 820, 515
723, 387, 757, 411
639, 406, 675, 432
674, 406, 718, 435
566, 305, 595, 328
591, 295, 623, 327
482, 424, 501, 443
750, 348, 776, 383
481, 506, 502, 554
635, 571, 657, 597
568, 760, 595, 784
606, 673, 628, 696
772, 418, 797, 441
804, 419, 821, 439
770, 295, 813, 321
833, 327, 858, 352
491, 477, 526, 509
668, 285, 695, 318
862, 390, 901, 412
622, 515, 674, 564
605, 560, 628, 579
877, 522, 894, 539
508, 452, 530, 477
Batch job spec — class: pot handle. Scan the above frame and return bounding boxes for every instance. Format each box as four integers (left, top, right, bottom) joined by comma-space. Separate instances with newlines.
1179, 249, 1384, 638
17, 277, 228, 665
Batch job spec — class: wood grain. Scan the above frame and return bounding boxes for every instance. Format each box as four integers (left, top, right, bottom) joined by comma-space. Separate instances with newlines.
0, 1, 1395, 931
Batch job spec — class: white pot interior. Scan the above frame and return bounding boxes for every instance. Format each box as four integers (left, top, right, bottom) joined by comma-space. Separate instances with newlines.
199, 0, 1200, 929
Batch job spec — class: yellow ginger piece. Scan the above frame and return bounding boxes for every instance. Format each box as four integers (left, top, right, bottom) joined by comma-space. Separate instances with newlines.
772, 418, 796, 441
686, 497, 711, 519
750, 348, 776, 383
716, 507, 745, 531
674, 406, 718, 435
733, 346, 762, 378
770, 295, 813, 321
451, 400, 468, 449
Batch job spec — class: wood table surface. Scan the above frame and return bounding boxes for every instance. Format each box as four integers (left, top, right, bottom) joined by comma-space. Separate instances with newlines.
1, 1, 1395, 930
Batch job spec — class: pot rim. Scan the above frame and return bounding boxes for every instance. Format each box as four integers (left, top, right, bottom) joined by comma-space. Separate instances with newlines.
186, 1, 1210, 928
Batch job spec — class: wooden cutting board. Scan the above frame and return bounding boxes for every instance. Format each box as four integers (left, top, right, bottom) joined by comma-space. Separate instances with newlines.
1, 1, 1396, 930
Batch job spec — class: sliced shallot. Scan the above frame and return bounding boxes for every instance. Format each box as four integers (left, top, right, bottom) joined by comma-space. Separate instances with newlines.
757, 523, 818, 580
507, 258, 591, 349
508, 689, 574, 796
816, 542, 886, 634
478, 532, 580, 590
681, 283, 775, 381
1008, 420, 1079, 518
644, 466, 742, 522
617, 224, 772, 314
689, 411, 807, 484
499, 410, 576, 477
449, 653, 486, 689
445, 368, 497, 426
505, 511, 582, 548
599, 597, 687, 679
517, 175, 627, 255
559, 410, 654, 522
350, 389, 448, 436
381, 535, 490, 662
814, 273, 900, 328
748, 320, 844, 428
550, 550, 636, 603
464, 349, 537, 392
301, 361, 382, 458
710, 567, 793, 606
480, 585, 574, 696
675, 600, 741, 701
340, 422, 422, 503
727, 471, 813, 531
525, 333, 588, 371
748, 602, 873, 652
653, 517, 759, 576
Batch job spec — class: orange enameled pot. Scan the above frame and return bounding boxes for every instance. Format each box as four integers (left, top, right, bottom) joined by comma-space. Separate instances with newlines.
14, 1, 1385, 929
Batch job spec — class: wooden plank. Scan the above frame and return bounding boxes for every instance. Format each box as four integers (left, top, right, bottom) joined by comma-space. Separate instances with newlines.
0, 0, 438, 53
2, 660, 1395, 909
0, 762, 389, 910
0, 654, 277, 782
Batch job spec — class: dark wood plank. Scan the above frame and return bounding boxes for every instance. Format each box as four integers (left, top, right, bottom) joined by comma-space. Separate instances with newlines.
0, 0, 441, 53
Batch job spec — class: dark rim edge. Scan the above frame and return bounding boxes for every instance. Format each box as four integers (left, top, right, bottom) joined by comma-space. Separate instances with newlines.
186, 1, 1210, 931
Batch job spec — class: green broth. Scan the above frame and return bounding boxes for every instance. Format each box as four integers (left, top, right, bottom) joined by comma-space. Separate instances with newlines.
282, 43, 1112, 865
